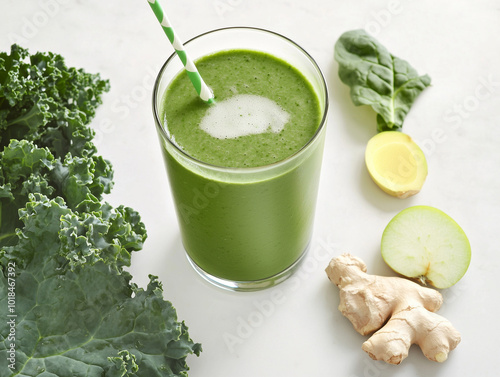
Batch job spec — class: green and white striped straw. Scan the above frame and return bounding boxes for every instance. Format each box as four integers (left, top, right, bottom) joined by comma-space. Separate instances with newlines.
147, 0, 214, 104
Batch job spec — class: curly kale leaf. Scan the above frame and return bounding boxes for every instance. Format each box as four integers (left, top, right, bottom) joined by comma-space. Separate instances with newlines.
50, 152, 114, 209
0, 139, 55, 246
334, 29, 431, 132
0, 196, 200, 377
0, 44, 109, 157
0, 138, 141, 271
59, 198, 147, 271
0, 140, 114, 249
0, 44, 201, 376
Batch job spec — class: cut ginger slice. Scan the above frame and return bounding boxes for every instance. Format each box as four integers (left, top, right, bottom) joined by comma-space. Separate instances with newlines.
365, 131, 427, 198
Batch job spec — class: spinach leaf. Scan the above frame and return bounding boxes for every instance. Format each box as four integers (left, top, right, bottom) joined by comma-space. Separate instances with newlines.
334, 29, 431, 132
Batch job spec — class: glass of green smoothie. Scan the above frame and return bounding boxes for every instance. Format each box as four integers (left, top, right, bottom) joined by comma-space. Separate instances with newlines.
153, 27, 328, 291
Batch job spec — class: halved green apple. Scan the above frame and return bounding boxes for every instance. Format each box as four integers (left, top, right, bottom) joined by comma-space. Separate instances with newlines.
381, 206, 471, 289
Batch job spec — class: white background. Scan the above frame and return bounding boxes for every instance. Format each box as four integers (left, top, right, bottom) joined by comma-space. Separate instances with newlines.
2, 0, 500, 376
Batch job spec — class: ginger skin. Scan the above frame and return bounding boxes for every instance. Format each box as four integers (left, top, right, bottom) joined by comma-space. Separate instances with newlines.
325, 253, 461, 365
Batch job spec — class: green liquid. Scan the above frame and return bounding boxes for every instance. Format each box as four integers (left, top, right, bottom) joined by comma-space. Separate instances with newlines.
163, 50, 320, 168
160, 49, 324, 281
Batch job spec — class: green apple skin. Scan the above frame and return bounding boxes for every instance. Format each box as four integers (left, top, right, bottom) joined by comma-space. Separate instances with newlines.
381, 206, 471, 289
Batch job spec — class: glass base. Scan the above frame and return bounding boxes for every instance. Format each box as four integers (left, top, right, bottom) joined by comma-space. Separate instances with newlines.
186, 244, 310, 292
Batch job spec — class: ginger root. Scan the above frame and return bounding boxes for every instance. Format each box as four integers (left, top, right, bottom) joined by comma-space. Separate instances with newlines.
325, 253, 461, 365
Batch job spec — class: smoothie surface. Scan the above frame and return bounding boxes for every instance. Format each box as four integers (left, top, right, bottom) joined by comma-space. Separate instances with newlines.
161, 49, 321, 168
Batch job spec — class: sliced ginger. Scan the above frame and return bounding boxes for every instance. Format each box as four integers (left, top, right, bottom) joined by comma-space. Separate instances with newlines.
365, 131, 427, 199
326, 254, 460, 364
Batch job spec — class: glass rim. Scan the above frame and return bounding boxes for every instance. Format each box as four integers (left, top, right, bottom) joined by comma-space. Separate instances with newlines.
152, 26, 329, 173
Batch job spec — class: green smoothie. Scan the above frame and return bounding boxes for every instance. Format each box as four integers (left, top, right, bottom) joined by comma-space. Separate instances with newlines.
159, 49, 325, 282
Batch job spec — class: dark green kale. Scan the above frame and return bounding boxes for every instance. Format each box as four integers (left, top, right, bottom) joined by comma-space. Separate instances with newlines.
0, 45, 200, 377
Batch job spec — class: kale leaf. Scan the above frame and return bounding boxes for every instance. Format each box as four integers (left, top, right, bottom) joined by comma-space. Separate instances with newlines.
0, 44, 108, 157
0, 194, 201, 377
0, 45, 201, 376
334, 29, 431, 132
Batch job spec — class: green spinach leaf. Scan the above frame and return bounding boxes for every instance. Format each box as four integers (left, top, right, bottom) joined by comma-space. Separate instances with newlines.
334, 29, 431, 132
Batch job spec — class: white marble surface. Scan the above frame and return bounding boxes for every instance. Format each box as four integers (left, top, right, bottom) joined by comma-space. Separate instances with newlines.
2, 0, 500, 376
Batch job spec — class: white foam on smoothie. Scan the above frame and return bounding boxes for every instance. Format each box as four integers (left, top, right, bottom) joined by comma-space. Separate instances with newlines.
199, 94, 290, 139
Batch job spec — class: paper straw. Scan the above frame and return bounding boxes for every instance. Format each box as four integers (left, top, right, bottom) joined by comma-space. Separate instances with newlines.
147, 0, 214, 104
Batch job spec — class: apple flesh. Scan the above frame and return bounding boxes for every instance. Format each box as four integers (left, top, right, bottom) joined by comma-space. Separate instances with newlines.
381, 206, 471, 289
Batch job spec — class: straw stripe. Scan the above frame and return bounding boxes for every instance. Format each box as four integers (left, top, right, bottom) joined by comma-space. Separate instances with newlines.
147, 0, 214, 103
184, 58, 197, 72
178, 50, 188, 66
